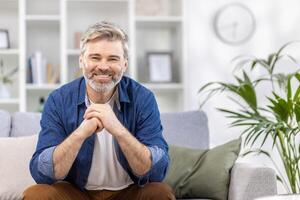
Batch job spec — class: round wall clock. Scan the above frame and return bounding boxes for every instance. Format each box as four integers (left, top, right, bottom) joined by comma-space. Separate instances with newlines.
213, 3, 256, 45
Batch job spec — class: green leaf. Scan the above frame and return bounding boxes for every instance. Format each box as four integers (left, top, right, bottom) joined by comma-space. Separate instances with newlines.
295, 73, 300, 82
287, 76, 292, 101
267, 95, 290, 122
293, 84, 300, 101
294, 103, 300, 123
250, 60, 257, 70
267, 53, 276, 66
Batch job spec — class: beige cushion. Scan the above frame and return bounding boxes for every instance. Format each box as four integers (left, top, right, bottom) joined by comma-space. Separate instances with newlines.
0, 135, 37, 200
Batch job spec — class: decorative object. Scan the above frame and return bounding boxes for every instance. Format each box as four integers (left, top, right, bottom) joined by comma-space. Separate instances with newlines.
74, 32, 82, 49
198, 42, 300, 193
136, 0, 169, 16
37, 97, 45, 113
0, 59, 18, 99
147, 52, 172, 82
213, 3, 256, 45
0, 29, 10, 49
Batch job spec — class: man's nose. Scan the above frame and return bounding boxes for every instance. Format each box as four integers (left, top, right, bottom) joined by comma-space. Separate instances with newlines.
96, 60, 110, 70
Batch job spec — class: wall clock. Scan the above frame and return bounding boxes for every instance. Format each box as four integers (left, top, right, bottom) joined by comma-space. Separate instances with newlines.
213, 3, 256, 45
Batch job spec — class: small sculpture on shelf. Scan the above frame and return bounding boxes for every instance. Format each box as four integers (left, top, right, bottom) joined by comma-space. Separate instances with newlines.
37, 96, 45, 113
136, 0, 169, 16
0, 58, 18, 99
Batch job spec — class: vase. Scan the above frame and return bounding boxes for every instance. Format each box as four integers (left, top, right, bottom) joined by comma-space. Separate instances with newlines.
0, 83, 10, 99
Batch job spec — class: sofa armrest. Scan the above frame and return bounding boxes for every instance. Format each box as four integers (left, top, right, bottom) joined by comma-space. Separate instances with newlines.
228, 163, 277, 200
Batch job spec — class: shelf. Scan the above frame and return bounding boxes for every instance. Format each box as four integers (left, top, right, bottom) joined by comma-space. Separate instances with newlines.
136, 16, 182, 22
67, 49, 81, 56
0, 98, 19, 104
26, 15, 60, 21
26, 84, 60, 90
0, 49, 19, 55
141, 83, 183, 90
0, 0, 18, 2
136, 17, 182, 29
67, 0, 128, 2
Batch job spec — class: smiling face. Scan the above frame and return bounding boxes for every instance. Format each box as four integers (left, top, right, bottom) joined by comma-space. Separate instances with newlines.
80, 38, 128, 94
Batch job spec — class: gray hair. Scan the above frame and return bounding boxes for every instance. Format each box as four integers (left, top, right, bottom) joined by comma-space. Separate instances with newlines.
80, 21, 129, 59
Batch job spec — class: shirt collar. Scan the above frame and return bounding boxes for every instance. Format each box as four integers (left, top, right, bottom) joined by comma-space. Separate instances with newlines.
117, 76, 130, 104
77, 78, 86, 106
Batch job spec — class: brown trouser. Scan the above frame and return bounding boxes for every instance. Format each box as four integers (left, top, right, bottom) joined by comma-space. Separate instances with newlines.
23, 182, 175, 200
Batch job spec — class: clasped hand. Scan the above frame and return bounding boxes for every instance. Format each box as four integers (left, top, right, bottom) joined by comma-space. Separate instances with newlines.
79, 104, 123, 139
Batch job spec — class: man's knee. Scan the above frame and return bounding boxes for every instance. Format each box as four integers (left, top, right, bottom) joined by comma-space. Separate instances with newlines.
143, 182, 175, 200
23, 184, 57, 200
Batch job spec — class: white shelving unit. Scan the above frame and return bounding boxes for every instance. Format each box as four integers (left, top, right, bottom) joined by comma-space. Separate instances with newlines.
0, 0, 20, 113
0, 0, 186, 113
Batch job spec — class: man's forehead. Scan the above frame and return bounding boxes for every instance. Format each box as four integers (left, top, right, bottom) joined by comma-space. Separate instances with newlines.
87, 53, 121, 58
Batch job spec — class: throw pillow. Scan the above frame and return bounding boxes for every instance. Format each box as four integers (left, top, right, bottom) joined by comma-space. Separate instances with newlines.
0, 135, 37, 200
164, 138, 241, 200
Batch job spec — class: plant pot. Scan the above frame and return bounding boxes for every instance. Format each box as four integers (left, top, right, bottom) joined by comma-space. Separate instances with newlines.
0, 84, 11, 99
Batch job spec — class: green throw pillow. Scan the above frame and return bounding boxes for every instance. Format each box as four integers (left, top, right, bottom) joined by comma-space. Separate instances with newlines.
164, 138, 241, 200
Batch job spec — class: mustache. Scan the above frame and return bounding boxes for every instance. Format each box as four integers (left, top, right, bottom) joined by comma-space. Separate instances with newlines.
87, 70, 113, 79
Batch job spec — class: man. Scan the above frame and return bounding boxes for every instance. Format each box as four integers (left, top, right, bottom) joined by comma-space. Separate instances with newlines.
23, 21, 175, 200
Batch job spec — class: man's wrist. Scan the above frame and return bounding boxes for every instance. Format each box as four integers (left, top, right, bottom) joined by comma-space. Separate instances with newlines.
74, 126, 91, 141
113, 124, 128, 139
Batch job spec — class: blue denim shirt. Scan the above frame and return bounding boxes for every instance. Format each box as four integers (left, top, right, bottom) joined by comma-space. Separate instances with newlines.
29, 76, 169, 190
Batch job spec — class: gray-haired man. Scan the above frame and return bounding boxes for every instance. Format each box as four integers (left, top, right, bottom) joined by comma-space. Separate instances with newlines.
23, 21, 175, 200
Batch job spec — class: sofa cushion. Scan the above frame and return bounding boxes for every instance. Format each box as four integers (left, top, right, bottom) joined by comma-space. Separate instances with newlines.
10, 112, 41, 137
0, 134, 37, 199
0, 109, 11, 137
164, 138, 241, 200
161, 111, 209, 149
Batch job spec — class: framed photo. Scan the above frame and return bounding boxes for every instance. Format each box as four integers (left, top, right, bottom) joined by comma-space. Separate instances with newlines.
147, 52, 172, 82
0, 29, 10, 49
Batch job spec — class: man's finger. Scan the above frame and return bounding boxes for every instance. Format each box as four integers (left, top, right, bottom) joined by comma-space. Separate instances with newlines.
85, 111, 102, 121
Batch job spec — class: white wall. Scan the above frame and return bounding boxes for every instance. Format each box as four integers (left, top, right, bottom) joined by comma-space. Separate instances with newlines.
185, 0, 300, 193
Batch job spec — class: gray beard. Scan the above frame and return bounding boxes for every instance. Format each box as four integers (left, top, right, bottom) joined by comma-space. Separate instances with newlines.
84, 72, 123, 93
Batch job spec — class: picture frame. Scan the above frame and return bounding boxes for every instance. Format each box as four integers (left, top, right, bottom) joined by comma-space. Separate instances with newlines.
147, 52, 172, 82
0, 29, 10, 49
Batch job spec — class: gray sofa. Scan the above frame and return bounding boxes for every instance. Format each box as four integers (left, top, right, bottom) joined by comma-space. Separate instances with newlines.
0, 109, 277, 200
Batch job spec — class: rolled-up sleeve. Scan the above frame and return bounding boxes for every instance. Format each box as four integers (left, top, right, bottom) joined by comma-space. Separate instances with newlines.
37, 146, 56, 178
134, 91, 170, 186
148, 146, 165, 166
30, 92, 66, 184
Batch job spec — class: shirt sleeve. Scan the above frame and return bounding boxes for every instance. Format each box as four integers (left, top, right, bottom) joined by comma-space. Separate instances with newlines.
148, 145, 166, 167
38, 146, 56, 178
133, 91, 170, 186
29, 92, 66, 184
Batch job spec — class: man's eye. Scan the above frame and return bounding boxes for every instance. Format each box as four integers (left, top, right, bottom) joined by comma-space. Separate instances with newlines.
91, 57, 99, 60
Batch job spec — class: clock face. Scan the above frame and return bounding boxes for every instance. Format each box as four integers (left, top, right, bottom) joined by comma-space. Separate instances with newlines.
213, 3, 256, 45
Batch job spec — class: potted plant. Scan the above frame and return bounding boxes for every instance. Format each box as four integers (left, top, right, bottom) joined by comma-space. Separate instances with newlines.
0, 59, 18, 99
198, 42, 300, 193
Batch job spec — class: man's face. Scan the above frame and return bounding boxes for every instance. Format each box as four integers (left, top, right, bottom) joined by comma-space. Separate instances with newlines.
80, 38, 128, 93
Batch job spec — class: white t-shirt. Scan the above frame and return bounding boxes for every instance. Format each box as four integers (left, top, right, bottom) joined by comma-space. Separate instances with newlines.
85, 93, 133, 190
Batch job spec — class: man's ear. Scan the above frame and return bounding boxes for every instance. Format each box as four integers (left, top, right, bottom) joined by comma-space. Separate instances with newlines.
123, 59, 128, 72
79, 54, 83, 68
